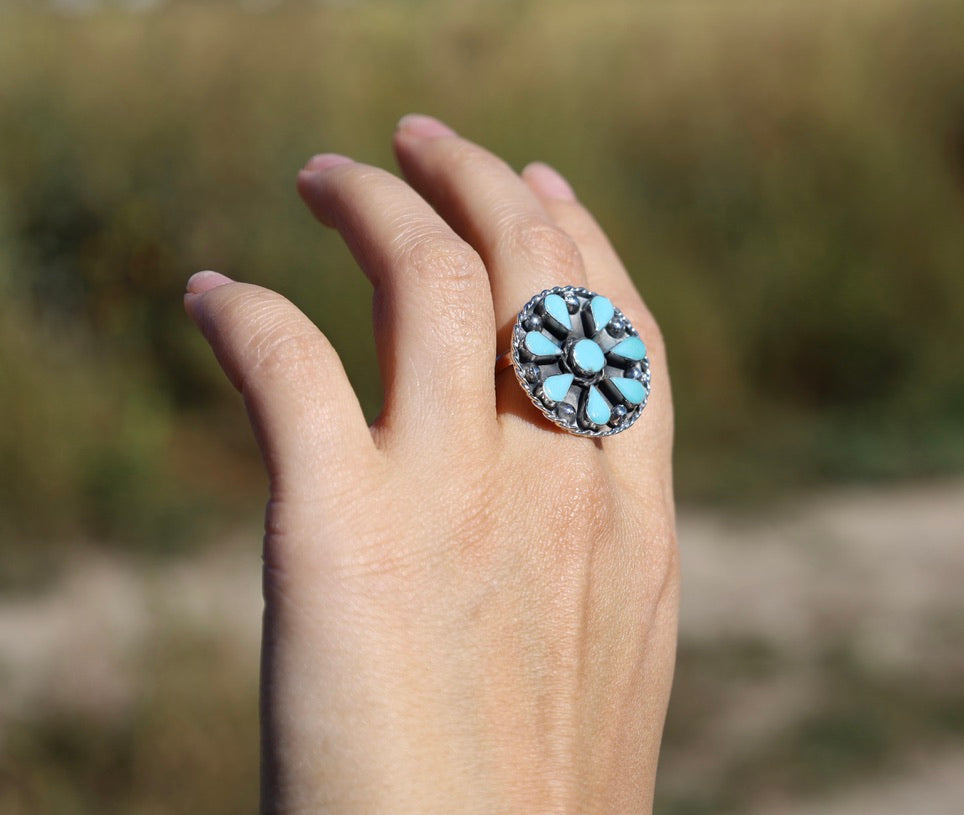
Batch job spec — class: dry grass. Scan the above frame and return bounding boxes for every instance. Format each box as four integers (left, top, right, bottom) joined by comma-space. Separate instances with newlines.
1, 1, 963, 810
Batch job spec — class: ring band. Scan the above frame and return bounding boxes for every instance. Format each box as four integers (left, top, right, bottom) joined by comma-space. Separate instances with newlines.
499, 286, 650, 437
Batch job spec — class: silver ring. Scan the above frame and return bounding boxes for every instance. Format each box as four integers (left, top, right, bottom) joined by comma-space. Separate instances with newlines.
499, 286, 651, 437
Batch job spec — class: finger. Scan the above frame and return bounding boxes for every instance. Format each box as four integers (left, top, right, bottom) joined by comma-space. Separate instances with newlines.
297, 155, 498, 442
520, 162, 648, 325
393, 115, 588, 347
522, 163, 674, 470
184, 271, 377, 499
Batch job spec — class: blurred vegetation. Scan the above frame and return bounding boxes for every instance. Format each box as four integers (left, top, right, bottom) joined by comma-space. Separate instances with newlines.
1, 2, 963, 813
1, 0, 963, 551
0, 624, 259, 815
659, 636, 964, 813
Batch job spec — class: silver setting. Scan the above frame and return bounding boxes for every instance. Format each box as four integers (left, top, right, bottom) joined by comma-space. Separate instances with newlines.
508, 286, 651, 437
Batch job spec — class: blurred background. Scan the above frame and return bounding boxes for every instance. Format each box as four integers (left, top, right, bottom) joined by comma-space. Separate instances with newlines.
1, 0, 962, 812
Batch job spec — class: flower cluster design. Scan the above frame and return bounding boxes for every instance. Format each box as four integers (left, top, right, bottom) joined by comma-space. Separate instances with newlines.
509, 286, 650, 436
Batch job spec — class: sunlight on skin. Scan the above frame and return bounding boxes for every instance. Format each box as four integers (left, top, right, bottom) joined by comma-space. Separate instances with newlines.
186, 115, 677, 814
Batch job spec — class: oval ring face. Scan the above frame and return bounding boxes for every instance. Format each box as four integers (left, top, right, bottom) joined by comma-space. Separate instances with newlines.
509, 286, 651, 437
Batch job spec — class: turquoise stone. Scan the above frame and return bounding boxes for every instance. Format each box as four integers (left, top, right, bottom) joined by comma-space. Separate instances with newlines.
586, 385, 611, 425
542, 373, 574, 402
572, 338, 606, 373
611, 377, 647, 405
542, 293, 572, 331
589, 296, 614, 333
524, 331, 562, 358
609, 336, 647, 362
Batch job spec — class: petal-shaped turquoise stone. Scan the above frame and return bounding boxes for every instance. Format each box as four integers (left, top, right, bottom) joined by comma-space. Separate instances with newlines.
609, 336, 647, 362
589, 296, 614, 333
572, 338, 606, 373
524, 331, 562, 357
543, 373, 574, 402
542, 293, 572, 331
586, 385, 611, 425
611, 377, 647, 405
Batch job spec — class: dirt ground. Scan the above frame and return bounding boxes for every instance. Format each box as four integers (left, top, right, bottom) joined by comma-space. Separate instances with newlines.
1, 479, 961, 812
671, 479, 964, 813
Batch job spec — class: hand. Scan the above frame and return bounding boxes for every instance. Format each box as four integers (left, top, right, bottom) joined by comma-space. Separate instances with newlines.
184, 114, 678, 815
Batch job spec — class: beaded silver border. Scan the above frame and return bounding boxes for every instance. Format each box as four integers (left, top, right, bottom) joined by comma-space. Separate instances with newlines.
508, 285, 651, 437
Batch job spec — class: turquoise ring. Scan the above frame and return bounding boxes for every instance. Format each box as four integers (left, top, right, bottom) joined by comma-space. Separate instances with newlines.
501, 286, 651, 436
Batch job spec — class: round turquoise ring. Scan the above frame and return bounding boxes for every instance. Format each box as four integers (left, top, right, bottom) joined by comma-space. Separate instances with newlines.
500, 286, 651, 437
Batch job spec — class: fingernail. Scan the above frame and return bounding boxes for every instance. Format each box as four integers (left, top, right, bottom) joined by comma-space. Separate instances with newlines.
186, 270, 234, 295
396, 113, 456, 139
302, 153, 354, 172
523, 162, 576, 202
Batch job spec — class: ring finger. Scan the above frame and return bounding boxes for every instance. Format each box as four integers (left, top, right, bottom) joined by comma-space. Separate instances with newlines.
393, 115, 589, 349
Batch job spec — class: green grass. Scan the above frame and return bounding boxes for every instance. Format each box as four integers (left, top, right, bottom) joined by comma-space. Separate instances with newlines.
1, 0, 963, 546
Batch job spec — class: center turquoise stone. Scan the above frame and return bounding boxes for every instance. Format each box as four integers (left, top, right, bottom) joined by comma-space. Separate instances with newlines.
571, 338, 606, 376
511, 286, 651, 436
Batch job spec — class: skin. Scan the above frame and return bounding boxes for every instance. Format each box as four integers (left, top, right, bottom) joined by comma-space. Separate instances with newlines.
184, 114, 678, 815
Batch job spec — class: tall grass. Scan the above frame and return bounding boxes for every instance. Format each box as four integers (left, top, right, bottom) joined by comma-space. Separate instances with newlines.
1, 0, 963, 550
1, 2, 963, 811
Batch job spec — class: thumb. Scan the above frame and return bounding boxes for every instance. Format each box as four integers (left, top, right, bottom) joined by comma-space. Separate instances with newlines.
184, 271, 375, 499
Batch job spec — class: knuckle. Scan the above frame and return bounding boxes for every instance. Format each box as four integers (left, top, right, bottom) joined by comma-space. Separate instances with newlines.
248, 328, 327, 386
203, 285, 338, 396
500, 218, 584, 279
404, 233, 483, 284
386, 231, 493, 367
400, 231, 486, 292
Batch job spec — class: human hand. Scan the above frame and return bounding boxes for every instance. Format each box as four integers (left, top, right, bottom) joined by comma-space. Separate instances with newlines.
184, 114, 677, 815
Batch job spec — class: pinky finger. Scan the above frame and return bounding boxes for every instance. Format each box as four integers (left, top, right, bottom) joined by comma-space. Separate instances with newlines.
520, 164, 674, 471
520, 162, 647, 321
521, 162, 665, 391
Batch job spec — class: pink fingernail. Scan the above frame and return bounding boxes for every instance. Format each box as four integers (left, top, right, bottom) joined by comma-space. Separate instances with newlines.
523, 162, 576, 202
396, 113, 456, 139
302, 153, 354, 172
186, 270, 234, 295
